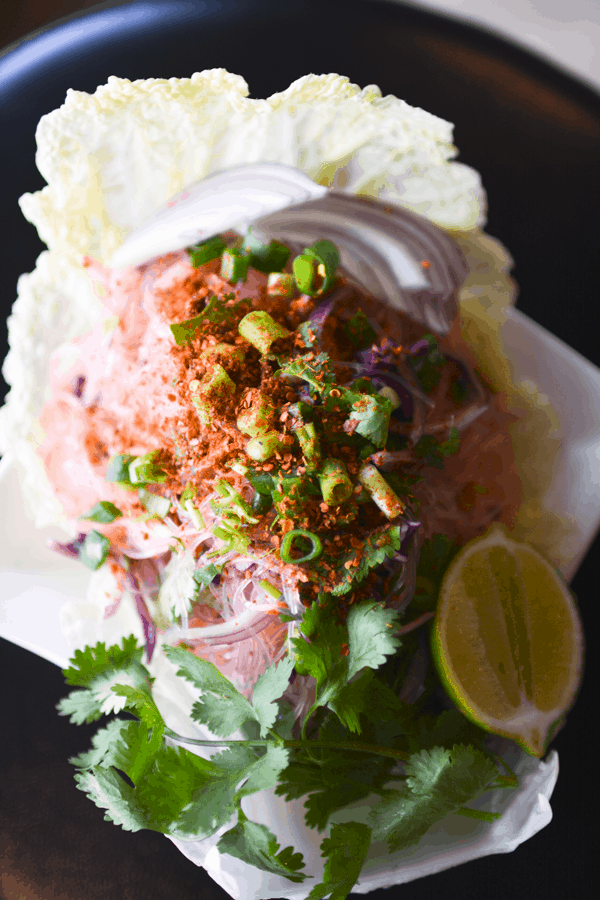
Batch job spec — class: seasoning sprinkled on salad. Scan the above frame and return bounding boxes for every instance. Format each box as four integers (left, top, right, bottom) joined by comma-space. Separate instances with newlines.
0, 71, 584, 900
38, 227, 521, 687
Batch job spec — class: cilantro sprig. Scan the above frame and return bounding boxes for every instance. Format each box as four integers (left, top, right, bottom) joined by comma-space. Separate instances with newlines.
60, 607, 516, 899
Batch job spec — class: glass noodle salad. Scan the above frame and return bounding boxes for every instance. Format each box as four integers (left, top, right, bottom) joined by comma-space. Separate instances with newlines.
40, 223, 518, 707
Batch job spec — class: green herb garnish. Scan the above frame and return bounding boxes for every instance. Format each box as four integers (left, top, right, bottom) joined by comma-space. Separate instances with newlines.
187, 235, 226, 267
170, 295, 231, 346
78, 530, 111, 571
243, 229, 291, 274
79, 501, 123, 523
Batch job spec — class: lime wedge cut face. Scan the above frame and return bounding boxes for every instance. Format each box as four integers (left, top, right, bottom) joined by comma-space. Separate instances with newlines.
432, 523, 584, 756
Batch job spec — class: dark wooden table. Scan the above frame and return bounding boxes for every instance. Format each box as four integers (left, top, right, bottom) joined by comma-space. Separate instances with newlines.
1, 2, 599, 899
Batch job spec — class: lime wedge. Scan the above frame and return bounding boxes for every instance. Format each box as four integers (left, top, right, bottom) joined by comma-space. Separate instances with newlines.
431, 523, 584, 756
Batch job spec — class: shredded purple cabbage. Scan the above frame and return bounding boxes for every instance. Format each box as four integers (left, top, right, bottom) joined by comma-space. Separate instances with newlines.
47, 532, 88, 560
71, 374, 86, 399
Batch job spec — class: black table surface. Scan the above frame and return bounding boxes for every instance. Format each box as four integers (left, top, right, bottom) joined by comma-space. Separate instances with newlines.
1, 2, 599, 899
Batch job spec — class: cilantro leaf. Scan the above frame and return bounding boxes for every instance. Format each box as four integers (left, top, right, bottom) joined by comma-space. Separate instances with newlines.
176, 744, 289, 839
79, 501, 123, 523
343, 390, 393, 448
74, 766, 152, 832
57, 689, 108, 725
251, 656, 295, 737
343, 309, 377, 351
58, 637, 151, 724
292, 600, 401, 734
408, 334, 447, 393
275, 709, 398, 833
277, 353, 336, 392
164, 646, 256, 737
69, 719, 135, 770
319, 524, 404, 597
292, 601, 345, 685
346, 600, 401, 680
368, 744, 499, 851
406, 708, 489, 755
74, 741, 221, 835
218, 810, 308, 883
414, 427, 460, 469
308, 822, 372, 900
110, 684, 166, 779
193, 562, 222, 588
72, 715, 164, 788
165, 647, 293, 739
63, 635, 144, 687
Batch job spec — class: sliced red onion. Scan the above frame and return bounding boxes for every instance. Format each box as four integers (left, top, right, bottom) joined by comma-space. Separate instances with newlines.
47, 533, 87, 560
123, 570, 156, 663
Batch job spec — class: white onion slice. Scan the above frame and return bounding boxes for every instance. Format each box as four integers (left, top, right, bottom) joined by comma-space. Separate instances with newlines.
252, 193, 469, 333
110, 163, 327, 268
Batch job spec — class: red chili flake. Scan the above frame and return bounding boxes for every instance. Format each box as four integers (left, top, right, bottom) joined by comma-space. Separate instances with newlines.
340, 643, 349, 657
421, 260, 431, 269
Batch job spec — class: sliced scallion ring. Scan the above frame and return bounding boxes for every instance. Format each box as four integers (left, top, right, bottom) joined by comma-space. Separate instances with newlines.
280, 528, 323, 563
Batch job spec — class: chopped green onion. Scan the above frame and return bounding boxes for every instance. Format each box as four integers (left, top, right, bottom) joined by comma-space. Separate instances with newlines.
280, 529, 323, 564
287, 401, 314, 424
318, 457, 354, 506
138, 486, 171, 519
238, 311, 290, 356
211, 480, 258, 524
236, 392, 276, 437
267, 272, 295, 298
200, 342, 246, 363
170, 295, 230, 346
105, 453, 135, 485
243, 230, 291, 273
358, 463, 405, 519
179, 483, 197, 505
245, 430, 285, 462
259, 579, 283, 600
211, 521, 251, 554
292, 239, 340, 296
294, 421, 321, 470
187, 235, 226, 267
220, 248, 250, 283
190, 364, 236, 425
129, 450, 167, 485
378, 385, 401, 409
79, 501, 122, 523
292, 253, 320, 296
78, 530, 110, 570
184, 498, 205, 530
